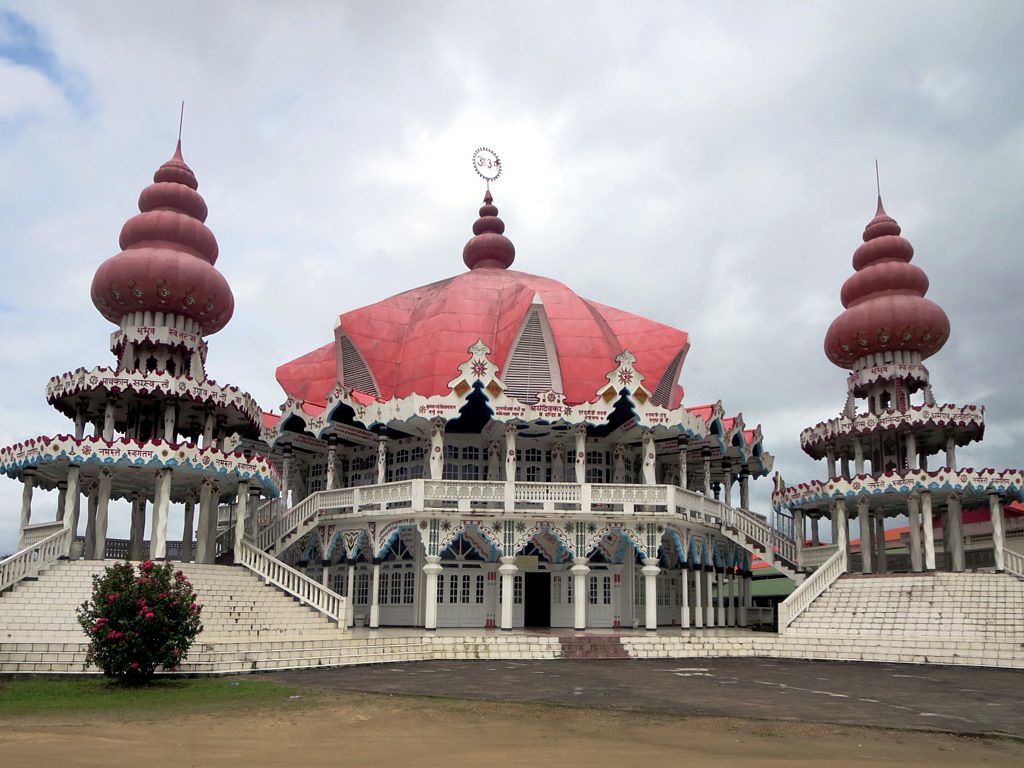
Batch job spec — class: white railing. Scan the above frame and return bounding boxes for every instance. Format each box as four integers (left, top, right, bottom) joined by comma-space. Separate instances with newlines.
1004, 548, 1024, 579
235, 540, 345, 624
20, 521, 65, 548
255, 492, 322, 553
800, 544, 840, 571
1, 527, 72, 593
777, 547, 846, 632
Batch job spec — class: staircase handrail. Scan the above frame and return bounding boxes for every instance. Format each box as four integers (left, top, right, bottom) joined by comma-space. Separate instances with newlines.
235, 540, 344, 623
0, 527, 72, 593
255, 493, 322, 553
1004, 548, 1024, 580
777, 545, 844, 632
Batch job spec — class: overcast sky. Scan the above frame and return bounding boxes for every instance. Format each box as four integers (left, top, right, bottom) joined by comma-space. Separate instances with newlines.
1, 1, 1022, 554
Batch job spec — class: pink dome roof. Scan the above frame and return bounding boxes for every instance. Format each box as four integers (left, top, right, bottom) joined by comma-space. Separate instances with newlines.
90, 141, 234, 335
824, 197, 949, 368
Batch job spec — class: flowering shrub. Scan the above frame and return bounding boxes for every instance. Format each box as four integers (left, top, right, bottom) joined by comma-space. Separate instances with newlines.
77, 560, 203, 684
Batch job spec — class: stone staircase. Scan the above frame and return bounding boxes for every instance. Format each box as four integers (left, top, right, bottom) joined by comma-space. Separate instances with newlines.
558, 634, 629, 659
787, 572, 1024, 641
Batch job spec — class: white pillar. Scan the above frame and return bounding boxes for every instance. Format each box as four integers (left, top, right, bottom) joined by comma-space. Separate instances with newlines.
129, 494, 146, 561
705, 569, 716, 627
680, 568, 690, 629
810, 515, 820, 546
18, 471, 35, 549
948, 494, 964, 572
612, 444, 625, 483
487, 440, 502, 481
702, 456, 711, 496
103, 399, 116, 441
642, 558, 659, 631
63, 465, 81, 536
499, 556, 517, 630
854, 440, 864, 475
202, 412, 215, 448
504, 424, 517, 481
678, 449, 688, 490
738, 572, 749, 627
326, 441, 337, 490
716, 568, 726, 627
575, 425, 587, 483
692, 566, 704, 628
726, 570, 736, 626
163, 403, 176, 443
944, 435, 957, 470
875, 514, 888, 574
990, 493, 1006, 573
723, 474, 733, 507
369, 562, 381, 628
571, 558, 590, 631
346, 563, 356, 627
551, 444, 565, 483
195, 482, 213, 563
429, 420, 445, 479
181, 496, 195, 563
280, 451, 292, 508
794, 510, 804, 567
423, 555, 442, 630
826, 447, 837, 479
232, 480, 249, 557
858, 497, 873, 574
908, 494, 923, 572
739, 473, 750, 510
377, 437, 388, 484
641, 431, 656, 485
150, 468, 173, 560
834, 498, 848, 572
83, 486, 98, 559
921, 491, 936, 570
92, 471, 112, 560
905, 433, 917, 470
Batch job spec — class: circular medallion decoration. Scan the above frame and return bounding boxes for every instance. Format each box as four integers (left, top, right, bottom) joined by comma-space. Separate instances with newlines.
472, 147, 502, 182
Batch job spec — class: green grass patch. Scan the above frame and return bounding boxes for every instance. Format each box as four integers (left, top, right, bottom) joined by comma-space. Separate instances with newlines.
0, 676, 311, 719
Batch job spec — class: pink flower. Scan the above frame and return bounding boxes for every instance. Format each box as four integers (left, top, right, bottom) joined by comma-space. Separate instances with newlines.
129, 661, 140, 670
145, 612, 155, 619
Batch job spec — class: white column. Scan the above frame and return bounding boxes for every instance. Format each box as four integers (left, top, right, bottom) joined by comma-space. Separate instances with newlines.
826, 446, 837, 479
680, 568, 690, 629
103, 399, 116, 440
858, 497, 873, 574
181, 496, 195, 563
129, 494, 146, 561
716, 568, 726, 627
692, 566, 704, 628
17, 471, 35, 549
739, 473, 750, 510
346, 563, 356, 627
56, 482, 68, 522
990, 493, 1006, 573
612, 444, 625, 483
195, 482, 213, 563
163, 403, 176, 443
921, 491, 936, 570
571, 558, 590, 630
551, 444, 565, 483
905, 433, 917, 470
369, 562, 382, 628
704, 569, 716, 627
726, 570, 736, 626
678, 449, 688, 490
723, 474, 733, 507
504, 424, 517, 481
948, 494, 964, 572
908, 494, 923, 572
944, 435, 957, 471
326, 440, 337, 490
487, 440, 502, 481
83, 486, 98, 559
423, 555, 442, 630
232, 480, 249, 556
810, 515, 820, 546
738, 572, 749, 627
150, 468, 173, 560
429, 420, 445, 480
641, 430, 656, 485
702, 456, 712, 496
575, 425, 587, 483
280, 451, 292, 508
794, 510, 804, 567
875, 514, 888, 574
641, 558, 659, 631
92, 471, 112, 560
63, 465, 81, 537
202, 412, 216, 448
854, 439, 865, 475
499, 556, 517, 630
377, 437, 388, 484
834, 498, 848, 571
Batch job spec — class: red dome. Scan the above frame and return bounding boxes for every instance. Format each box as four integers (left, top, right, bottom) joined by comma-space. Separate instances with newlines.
90, 141, 234, 334
824, 197, 949, 367
277, 268, 690, 407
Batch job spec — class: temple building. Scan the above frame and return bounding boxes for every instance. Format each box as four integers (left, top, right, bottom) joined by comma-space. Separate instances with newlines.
773, 196, 1024, 580
250, 186, 797, 630
0, 142, 278, 571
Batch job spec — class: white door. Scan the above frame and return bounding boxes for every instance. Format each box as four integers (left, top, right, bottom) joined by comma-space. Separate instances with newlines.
586, 571, 615, 628
437, 568, 487, 627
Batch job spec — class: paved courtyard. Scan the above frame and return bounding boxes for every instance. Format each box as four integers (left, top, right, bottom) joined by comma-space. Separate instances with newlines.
265, 657, 1024, 737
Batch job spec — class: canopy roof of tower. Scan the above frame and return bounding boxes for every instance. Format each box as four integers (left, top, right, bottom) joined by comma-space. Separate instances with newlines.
276, 191, 690, 410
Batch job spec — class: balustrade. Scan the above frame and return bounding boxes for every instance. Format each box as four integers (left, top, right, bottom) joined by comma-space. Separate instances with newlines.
236, 540, 344, 623
1, 528, 72, 593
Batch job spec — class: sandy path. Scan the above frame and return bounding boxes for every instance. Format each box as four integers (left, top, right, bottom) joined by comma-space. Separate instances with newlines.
1, 691, 1021, 767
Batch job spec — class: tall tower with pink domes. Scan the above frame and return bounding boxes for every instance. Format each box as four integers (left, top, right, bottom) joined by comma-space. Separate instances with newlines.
1, 141, 279, 567
774, 195, 1023, 579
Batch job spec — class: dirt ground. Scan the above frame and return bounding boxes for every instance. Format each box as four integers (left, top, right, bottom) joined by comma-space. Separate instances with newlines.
1, 690, 1022, 768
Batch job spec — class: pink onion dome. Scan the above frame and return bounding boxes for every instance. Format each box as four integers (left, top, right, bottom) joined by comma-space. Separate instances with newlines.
462, 190, 516, 270
824, 197, 949, 368
90, 141, 234, 335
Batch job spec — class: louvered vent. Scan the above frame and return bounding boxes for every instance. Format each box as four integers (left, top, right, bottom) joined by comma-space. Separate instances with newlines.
503, 308, 558, 404
339, 336, 380, 397
652, 350, 684, 407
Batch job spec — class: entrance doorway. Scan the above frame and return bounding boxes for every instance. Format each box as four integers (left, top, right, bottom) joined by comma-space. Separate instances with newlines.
524, 572, 551, 627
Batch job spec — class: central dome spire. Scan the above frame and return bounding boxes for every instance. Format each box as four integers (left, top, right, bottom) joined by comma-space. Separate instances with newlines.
462, 190, 516, 270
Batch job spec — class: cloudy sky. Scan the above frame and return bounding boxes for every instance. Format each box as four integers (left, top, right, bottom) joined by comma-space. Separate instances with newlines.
1, 1, 1022, 554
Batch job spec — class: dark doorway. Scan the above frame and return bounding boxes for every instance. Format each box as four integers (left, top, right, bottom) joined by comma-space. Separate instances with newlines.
524, 572, 551, 627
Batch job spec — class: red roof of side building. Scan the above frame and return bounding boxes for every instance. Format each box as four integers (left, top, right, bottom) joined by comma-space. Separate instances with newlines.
276, 268, 691, 406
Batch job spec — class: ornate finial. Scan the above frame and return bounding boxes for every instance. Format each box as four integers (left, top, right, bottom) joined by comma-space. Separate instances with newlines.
472, 147, 502, 192
875, 158, 880, 198
178, 101, 185, 143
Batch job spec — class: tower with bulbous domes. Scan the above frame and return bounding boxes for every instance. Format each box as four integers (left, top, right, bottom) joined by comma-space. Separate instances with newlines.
1, 141, 279, 566
774, 195, 1022, 577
